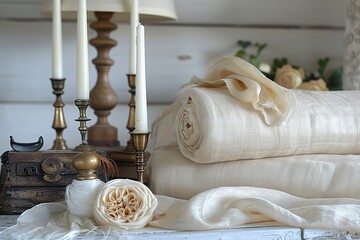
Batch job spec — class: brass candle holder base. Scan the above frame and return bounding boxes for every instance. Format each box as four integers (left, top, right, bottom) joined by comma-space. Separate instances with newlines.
73, 151, 100, 180
50, 78, 68, 150
130, 132, 151, 183
74, 99, 95, 152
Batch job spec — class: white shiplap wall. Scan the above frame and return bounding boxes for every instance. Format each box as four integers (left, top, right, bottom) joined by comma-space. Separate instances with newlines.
0, 0, 346, 153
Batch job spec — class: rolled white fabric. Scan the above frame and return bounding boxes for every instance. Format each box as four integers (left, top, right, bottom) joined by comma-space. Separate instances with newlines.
149, 148, 360, 200
153, 56, 360, 163
151, 186, 360, 232
173, 86, 360, 163
66, 179, 105, 218
93, 179, 158, 230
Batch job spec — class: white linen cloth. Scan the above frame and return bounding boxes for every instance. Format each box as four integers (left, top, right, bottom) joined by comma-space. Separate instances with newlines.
149, 148, 360, 200
151, 187, 360, 232
171, 85, 360, 163
2, 185, 360, 239
153, 56, 360, 163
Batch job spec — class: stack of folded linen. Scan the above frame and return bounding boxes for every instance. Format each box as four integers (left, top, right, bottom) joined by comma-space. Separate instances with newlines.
148, 56, 360, 200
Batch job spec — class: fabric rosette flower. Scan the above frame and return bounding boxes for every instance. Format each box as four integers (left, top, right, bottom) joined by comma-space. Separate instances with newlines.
274, 64, 304, 89
299, 79, 329, 91
93, 179, 158, 230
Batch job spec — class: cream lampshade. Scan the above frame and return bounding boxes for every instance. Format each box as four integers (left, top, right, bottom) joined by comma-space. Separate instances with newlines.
41, 0, 176, 179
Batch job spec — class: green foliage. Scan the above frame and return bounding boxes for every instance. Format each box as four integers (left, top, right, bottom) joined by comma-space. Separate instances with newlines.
237, 40, 252, 50
327, 66, 343, 90
234, 39, 343, 90
236, 40, 267, 68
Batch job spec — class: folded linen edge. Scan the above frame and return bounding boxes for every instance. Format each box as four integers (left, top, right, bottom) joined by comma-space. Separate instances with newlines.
184, 56, 296, 126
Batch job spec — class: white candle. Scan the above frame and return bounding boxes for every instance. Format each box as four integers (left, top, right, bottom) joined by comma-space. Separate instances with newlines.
76, 0, 89, 99
134, 24, 148, 133
129, 0, 139, 74
52, 0, 63, 79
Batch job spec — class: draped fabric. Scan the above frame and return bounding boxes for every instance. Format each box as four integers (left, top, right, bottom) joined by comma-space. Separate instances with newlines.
4, 185, 360, 239
189, 56, 296, 126
151, 187, 360, 232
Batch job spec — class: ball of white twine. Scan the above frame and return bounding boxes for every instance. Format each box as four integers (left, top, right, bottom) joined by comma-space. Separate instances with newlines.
65, 179, 105, 218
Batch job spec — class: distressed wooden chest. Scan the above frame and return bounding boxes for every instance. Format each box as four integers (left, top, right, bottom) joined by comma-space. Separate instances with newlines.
0, 150, 78, 214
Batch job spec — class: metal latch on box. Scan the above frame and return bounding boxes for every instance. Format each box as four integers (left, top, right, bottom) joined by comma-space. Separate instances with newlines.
16, 157, 68, 182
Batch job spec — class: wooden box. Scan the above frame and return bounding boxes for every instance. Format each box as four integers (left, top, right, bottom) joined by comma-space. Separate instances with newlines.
0, 150, 78, 214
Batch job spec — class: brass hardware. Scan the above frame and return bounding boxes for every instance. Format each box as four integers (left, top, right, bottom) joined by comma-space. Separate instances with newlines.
16, 163, 39, 176
130, 132, 151, 183
41, 157, 63, 183
26, 166, 39, 176
74, 99, 95, 152
72, 151, 100, 180
50, 78, 68, 150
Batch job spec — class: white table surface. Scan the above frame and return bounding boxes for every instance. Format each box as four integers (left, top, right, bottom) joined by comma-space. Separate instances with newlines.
1, 215, 360, 240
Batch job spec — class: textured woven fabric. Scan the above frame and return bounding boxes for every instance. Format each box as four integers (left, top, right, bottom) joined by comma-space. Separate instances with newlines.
152, 57, 360, 163
172, 87, 360, 163
149, 148, 360, 200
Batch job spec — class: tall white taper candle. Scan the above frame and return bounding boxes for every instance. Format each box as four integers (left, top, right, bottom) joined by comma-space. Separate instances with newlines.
134, 24, 148, 133
129, 0, 139, 74
52, 0, 63, 79
76, 0, 89, 99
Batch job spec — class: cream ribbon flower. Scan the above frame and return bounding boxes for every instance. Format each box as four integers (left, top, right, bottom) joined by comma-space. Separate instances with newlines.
93, 179, 158, 230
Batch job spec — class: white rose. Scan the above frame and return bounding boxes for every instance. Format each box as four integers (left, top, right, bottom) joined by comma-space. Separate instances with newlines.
299, 79, 329, 91
259, 62, 271, 74
93, 179, 158, 230
274, 64, 304, 89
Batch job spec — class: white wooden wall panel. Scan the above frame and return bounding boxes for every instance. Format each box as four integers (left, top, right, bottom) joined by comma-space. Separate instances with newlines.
0, 21, 345, 104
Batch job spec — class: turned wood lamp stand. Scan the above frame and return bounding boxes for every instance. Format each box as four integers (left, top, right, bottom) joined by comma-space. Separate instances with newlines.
88, 11, 120, 147
88, 12, 140, 180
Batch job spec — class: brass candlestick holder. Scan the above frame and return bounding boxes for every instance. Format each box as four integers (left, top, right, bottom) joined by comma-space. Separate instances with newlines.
50, 78, 68, 150
125, 74, 136, 152
130, 132, 151, 183
74, 99, 95, 152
